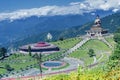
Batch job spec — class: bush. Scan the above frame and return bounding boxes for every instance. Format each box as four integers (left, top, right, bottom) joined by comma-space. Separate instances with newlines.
87, 49, 95, 57
5, 64, 14, 72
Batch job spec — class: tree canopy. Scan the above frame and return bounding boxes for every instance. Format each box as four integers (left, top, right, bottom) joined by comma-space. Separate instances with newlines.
87, 49, 95, 57
0, 47, 7, 58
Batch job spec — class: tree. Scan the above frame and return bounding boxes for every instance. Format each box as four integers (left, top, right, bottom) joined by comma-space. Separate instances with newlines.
0, 74, 2, 79
28, 46, 32, 56
110, 44, 120, 60
113, 27, 120, 43
0, 47, 7, 58
108, 28, 120, 70
59, 37, 64, 41
88, 49, 95, 57
111, 28, 120, 60
33, 53, 42, 78
113, 33, 120, 43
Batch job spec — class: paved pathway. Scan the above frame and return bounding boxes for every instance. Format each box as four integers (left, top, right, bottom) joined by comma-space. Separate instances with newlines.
101, 37, 113, 49
93, 56, 97, 63
43, 57, 84, 74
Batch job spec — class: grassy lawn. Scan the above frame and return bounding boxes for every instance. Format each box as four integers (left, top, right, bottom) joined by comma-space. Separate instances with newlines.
69, 49, 93, 65
0, 68, 6, 74
52, 37, 82, 49
81, 39, 111, 51
0, 54, 36, 70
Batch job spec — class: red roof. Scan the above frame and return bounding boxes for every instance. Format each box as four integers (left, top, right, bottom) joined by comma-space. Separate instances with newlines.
34, 42, 50, 47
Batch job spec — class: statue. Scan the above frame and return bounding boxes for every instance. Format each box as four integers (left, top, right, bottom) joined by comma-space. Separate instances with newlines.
94, 15, 101, 26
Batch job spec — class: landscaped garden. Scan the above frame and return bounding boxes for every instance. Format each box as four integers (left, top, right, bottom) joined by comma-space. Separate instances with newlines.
0, 36, 116, 79
0, 37, 82, 77
0, 52, 66, 77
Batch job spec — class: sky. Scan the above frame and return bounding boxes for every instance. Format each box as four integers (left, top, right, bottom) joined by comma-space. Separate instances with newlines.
0, 0, 82, 12
0, 0, 120, 21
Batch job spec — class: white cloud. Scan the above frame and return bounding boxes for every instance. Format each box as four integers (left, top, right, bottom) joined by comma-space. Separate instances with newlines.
0, 0, 120, 21
112, 9, 119, 12
99, 3, 110, 10
70, 2, 81, 5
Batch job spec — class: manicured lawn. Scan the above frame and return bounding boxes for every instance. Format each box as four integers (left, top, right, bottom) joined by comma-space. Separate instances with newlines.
52, 37, 82, 49
0, 68, 6, 74
105, 37, 116, 47
69, 49, 93, 65
81, 39, 111, 51
0, 54, 36, 70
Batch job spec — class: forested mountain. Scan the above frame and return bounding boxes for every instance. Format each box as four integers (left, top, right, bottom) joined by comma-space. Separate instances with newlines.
6, 12, 120, 48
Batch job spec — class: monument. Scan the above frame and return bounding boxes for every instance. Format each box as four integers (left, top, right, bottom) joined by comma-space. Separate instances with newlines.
86, 15, 108, 39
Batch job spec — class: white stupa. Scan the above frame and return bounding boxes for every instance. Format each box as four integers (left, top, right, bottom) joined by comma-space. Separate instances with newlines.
47, 33, 52, 40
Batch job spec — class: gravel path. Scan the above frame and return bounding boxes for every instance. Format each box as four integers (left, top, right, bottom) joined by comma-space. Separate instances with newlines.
93, 56, 97, 63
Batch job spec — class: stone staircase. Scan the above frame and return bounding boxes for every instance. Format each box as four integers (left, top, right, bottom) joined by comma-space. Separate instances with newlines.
63, 37, 90, 56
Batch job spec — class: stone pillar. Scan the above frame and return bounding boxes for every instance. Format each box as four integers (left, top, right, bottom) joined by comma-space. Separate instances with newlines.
86, 32, 89, 36
99, 32, 102, 36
